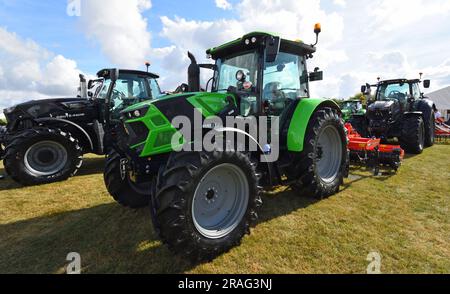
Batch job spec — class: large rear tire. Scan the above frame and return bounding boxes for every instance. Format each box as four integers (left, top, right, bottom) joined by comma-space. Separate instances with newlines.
104, 150, 151, 209
3, 127, 83, 185
400, 116, 425, 154
424, 111, 435, 147
292, 107, 347, 199
152, 150, 262, 262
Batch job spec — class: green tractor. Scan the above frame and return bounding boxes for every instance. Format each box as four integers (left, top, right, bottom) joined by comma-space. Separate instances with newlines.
107, 25, 348, 261
341, 99, 366, 122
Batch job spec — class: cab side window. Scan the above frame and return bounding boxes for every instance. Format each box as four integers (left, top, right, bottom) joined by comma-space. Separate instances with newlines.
412, 83, 421, 100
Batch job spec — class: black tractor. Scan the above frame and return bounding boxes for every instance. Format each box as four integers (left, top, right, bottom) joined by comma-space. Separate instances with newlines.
0, 68, 163, 188
351, 78, 435, 154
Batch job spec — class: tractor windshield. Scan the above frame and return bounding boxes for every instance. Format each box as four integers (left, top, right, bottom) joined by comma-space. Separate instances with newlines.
97, 74, 160, 120
215, 51, 259, 92
377, 83, 410, 102
342, 101, 362, 111
215, 51, 259, 116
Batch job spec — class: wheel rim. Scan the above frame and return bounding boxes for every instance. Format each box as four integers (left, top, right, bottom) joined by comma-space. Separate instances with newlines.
316, 125, 343, 184
192, 163, 249, 239
24, 141, 68, 176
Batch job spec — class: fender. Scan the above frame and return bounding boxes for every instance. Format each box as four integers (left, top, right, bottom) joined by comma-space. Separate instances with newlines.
415, 98, 434, 119
35, 117, 94, 152
215, 126, 274, 186
287, 98, 341, 152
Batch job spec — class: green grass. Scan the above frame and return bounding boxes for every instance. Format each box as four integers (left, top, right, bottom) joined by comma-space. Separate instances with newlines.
0, 145, 449, 274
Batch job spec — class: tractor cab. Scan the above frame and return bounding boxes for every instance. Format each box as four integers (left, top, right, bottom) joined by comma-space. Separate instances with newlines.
187, 27, 323, 117
95, 69, 163, 123
354, 77, 435, 153
361, 78, 431, 133
341, 100, 365, 121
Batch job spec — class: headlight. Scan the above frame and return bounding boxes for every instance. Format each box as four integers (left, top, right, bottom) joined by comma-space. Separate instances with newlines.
124, 106, 149, 119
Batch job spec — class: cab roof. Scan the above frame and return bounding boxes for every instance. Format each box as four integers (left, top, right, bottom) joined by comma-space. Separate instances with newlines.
97, 69, 159, 79
206, 31, 316, 59
378, 79, 420, 85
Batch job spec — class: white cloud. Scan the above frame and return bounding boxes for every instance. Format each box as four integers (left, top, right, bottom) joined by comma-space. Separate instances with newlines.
79, 0, 153, 68
333, 0, 346, 7
369, 0, 450, 31
0, 27, 83, 110
215, 0, 232, 10
157, 0, 346, 90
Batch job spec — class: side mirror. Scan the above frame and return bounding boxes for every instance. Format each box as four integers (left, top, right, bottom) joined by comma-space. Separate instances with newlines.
309, 70, 323, 82
423, 79, 430, 89
110, 68, 119, 82
361, 83, 371, 95
265, 36, 281, 63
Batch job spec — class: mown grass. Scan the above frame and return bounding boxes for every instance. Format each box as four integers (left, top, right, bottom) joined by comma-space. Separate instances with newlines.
0, 145, 449, 274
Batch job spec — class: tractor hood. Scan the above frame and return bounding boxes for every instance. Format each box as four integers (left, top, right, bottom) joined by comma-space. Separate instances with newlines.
3, 97, 92, 124
368, 100, 395, 113
122, 91, 236, 121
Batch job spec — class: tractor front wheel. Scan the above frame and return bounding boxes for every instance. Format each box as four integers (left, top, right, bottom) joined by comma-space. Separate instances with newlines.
104, 150, 151, 208
400, 116, 425, 154
152, 150, 262, 262
424, 111, 435, 147
292, 107, 347, 199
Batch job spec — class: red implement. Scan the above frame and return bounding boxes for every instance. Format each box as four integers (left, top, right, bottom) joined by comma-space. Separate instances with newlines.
435, 118, 450, 141
345, 123, 404, 175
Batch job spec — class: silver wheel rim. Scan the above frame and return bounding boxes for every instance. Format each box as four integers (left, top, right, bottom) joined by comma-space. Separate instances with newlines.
316, 125, 343, 184
192, 163, 249, 239
24, 141, 68, 176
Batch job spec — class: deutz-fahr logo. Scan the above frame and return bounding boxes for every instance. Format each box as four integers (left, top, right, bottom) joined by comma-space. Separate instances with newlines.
50, 113, 86, 119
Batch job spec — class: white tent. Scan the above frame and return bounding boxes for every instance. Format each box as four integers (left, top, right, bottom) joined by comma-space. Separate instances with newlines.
426, 86, 450, 120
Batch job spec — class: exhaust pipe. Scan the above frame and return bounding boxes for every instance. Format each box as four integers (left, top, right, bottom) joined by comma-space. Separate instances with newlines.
187, 51, 200, 92
78, 74, 88, 98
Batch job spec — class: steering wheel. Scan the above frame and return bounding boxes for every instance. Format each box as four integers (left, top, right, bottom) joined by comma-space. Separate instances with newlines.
388, 90, 401, 98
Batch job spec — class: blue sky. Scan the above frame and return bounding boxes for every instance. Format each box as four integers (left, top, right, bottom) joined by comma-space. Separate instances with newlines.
0, 0, 237, 73
1, 0, 450, 110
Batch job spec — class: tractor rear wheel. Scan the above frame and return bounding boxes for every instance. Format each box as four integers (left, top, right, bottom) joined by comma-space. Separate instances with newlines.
3, 127, 83, 185
104, 150, 151, 208
152, 150, 262, 262
400, 116, 425, 154
292, 107, 347, 199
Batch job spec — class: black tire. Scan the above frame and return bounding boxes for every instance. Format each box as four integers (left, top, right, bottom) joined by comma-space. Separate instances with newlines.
104, 150, 151, 209
3, 127, 82, 185
400, 115, 425, 154
152, 150, 262, 262
292, 107, 347, 199
424, 111, 435, 147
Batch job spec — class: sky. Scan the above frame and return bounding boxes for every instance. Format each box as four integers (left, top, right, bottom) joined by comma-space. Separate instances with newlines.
1, 0, 450, 110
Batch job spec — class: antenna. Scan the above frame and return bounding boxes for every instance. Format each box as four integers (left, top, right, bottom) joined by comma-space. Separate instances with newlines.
419, 72, 423, 81
377, 77, 381, 82
145, 61, 151, 72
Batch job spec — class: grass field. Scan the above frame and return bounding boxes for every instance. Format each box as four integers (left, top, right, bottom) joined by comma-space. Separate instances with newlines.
0, 145, 449, 274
